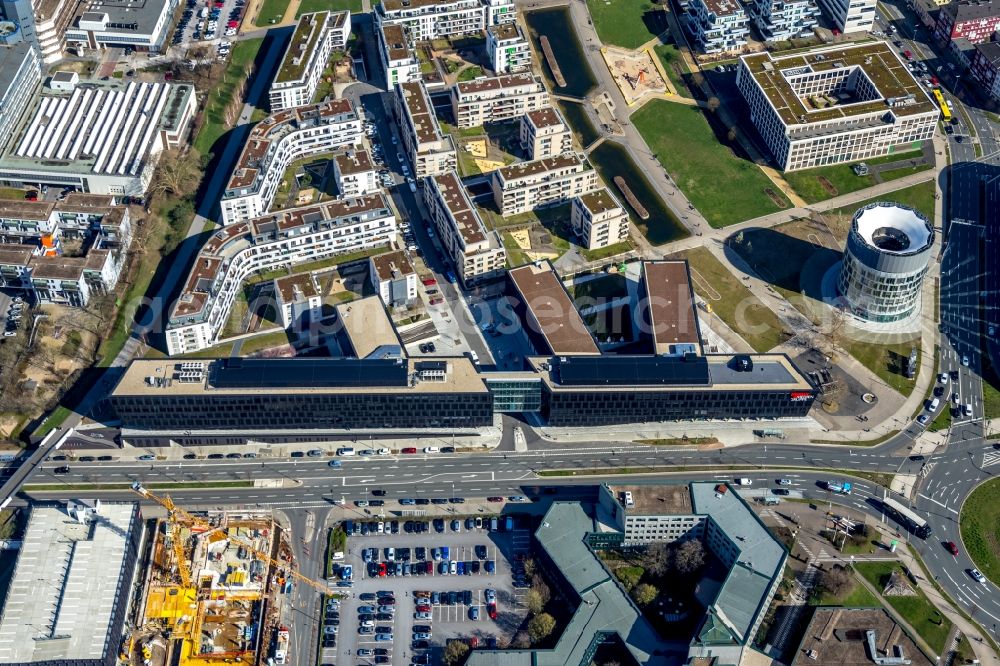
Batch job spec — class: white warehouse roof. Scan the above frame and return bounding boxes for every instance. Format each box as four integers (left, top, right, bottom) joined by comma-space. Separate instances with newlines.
13, 81, 175, 176
0, 502, 139, 664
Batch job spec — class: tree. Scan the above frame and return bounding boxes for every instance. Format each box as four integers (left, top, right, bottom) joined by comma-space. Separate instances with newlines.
522, 557, 536, 578
707, 96, 721, 112
150, 149, 201, 198
675, 539, 705, 574
727, 126, 738, 143
633, 583, 658, 606
512, 631, 531, 649
645, 542, 672, 576
525, 589, 545, 615
443, 640, 470, 665
531, 575, 550, 605
817, 564, 853, 597
528, 612, 556, 643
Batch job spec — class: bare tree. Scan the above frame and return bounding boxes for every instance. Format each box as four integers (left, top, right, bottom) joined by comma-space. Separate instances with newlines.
645, 542, 673, 576
150, 149, 202, 198
816, 565, 853, 597
675, 539, 705, 574
525, 589, 545, 615
707, 97, 721, 113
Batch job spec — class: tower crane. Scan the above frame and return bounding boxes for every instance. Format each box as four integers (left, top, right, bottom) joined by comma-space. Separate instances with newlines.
130, 482, 332, 595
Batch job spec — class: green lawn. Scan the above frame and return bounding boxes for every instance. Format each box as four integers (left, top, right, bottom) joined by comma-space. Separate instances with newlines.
297, 0, 362, 16
984, 378, 1000, 420
960, 477, 1000, 586
194, 38, 264, 156
811, 575, 881, 607
585, 0, 664, 49
652, 43, 691, 98
580, 240, 633, 262
854, 562, 953, 654
633, 101, 790, 227
827, 182, 937, 223
783, 149, 929, 204
677, 247, 789, 352
843, 337, 920, 394
457, 66, 484, 82
256, 0, 288, 24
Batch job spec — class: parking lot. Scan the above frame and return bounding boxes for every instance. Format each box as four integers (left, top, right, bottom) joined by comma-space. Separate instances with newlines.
170, 0, 246, 52
322, 518, 532, 665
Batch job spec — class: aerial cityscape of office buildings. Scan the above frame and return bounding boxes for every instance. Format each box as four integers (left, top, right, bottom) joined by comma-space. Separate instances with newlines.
0, 0, 995, 665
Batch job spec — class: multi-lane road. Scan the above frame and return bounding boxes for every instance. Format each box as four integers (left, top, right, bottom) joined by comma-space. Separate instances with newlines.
18, 427, 1000, 630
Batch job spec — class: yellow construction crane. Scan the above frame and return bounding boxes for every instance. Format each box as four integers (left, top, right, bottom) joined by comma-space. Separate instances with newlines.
130, 482, 332, 595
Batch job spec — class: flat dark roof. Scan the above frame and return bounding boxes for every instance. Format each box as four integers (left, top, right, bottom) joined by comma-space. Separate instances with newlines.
209, 357, 408, 388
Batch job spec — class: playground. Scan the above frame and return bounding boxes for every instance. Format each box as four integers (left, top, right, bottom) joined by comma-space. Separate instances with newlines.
602, 45, 667, 106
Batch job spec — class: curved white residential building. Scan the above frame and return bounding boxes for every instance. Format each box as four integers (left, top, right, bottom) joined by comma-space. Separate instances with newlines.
220, 100, 363, 225
166, 194, 398, 355
838, 202, 934, 323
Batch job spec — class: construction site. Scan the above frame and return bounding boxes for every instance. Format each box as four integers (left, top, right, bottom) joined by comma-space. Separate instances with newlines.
124, 484, 307, 666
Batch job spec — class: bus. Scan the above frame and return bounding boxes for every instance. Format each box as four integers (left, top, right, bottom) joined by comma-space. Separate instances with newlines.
932, 88, 952, 122
881, 496, 932, 538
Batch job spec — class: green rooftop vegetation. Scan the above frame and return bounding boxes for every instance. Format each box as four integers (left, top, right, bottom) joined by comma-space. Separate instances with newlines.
275, 12, 329, 84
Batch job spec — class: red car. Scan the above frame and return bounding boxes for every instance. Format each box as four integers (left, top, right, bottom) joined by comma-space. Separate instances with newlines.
945, 541, 959, 556
422, 278, 437, 286
416, 604, 431, 612
487, 603, 497, 620
425, 561, 434, 574
378, 562, 387, 577
227, 20, 238, 27
487, 496, 504, 503
24, 191, 38, 201
429, 297, 444, 305
402, 447, 417, 454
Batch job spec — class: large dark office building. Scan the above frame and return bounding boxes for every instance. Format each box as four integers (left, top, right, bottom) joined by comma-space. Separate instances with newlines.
112, 261, 816, 435
111, 357, 495, 432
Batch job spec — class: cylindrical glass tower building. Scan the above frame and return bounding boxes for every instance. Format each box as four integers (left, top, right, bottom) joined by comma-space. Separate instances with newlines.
838, 202, 934, 323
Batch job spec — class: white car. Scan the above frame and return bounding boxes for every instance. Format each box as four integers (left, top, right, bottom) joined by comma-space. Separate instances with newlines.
376, 448, 391, 455
969, 569, 987, 584
423, 446, 439, 454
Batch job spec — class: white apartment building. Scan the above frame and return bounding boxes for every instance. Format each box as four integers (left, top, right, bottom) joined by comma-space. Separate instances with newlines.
519, 106, 573, 159
450, 72, 547, 128
0, 42, 41, 155
0, 79, 196, 197
815, 0, 876, 33
571, 188, 630, 250
333, 149, 379, 197
378, 23, 420, 87
65, 0, 179, 53
394, 81, 457, 178
425, 171, 506, 286
0, 194, 132, 307
736, 43, 938, 171
269, 11, 351, 112
686, 0, 751, 53
166, 194, 397, 355
491, 153, 599, 216
220, 100, 363, 225
274, 272, 322, 329
369, 249, 417, 306
748, 0, 820, 41
375, 0, 515, 42
486, 22, 531, 73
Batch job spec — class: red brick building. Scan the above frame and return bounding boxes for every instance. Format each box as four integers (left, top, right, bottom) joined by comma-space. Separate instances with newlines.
935, 0, 1000, 44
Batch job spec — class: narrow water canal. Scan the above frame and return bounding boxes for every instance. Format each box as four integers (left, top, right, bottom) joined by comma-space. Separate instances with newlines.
524, 7, 597, 98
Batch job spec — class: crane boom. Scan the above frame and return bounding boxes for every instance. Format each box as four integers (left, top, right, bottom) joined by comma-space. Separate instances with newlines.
130, 482, 331, 595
